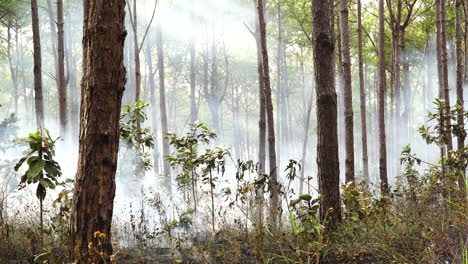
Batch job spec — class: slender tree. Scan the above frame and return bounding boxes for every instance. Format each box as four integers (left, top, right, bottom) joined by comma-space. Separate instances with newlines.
257, 0, 279, 227
455, 0, 466, 196
357, 0, 369, 184
312, 0, 342, 224
378, 0, 389, 194
340, 0, 355, 183
156, 23, 172, 184
128, 0, 141, 103
69, 0, 126, 262
31, 0, 44, 128
189, 8, 198, 123
57, 0, 67, 137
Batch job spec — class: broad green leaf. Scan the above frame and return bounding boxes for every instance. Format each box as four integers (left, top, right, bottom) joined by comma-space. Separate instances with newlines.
27, 159, 45, 179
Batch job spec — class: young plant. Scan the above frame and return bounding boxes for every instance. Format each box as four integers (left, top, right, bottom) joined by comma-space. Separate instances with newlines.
14, 129, 62, 247
118, 101, 155, 177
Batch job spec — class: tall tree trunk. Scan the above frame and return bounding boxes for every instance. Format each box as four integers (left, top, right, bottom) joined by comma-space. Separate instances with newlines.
455, 0, 466, 197
253, 0, 266, 257
436, 0, 453, 155
46, 0, 59, 88
312, 0, 342, 224
400, 30, 410, 146
357, 0, 369, 184
129, 0, 141, 103
276, 2, 282, 168
31, 0, 44, 128
378, 0, 389, 194
300, 90, 313, 195
190, 11, 197, 123
156, 24, 172, 185
6, 21, 19, 115
57, 0, 67, 137
340, 0, 355, 183
69, 1, 126, 262
257, 0, 279, 227
145, 41, 160, 174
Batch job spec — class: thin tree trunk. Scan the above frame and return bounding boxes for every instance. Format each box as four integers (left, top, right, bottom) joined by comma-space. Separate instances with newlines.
190, 11, 197, 123
253, 0, 266, 257
69, 1, 126, 262
31, 0, 44, 128
46, 0, 59, 88
378, 0, 389, 194
156, 24, 172, 185
257, 0, 279, 227
455, 0, 466, 197
357, 0, 370, 184
300, 91, 313, 195
340, 0, 355, 184
312, 0, 342, 224
57, 0, 67, 137
6, 21, 19, 115
276, 2, 282, 168
145, 41, 160, 174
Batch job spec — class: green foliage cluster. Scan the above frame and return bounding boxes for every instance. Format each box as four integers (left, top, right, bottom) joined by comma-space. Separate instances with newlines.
14, 129, 62, 201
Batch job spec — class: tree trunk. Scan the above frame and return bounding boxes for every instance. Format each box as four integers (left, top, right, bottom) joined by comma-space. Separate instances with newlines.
436, 0, 453, 156
340, 0, 355, 184
130, 0, 141, 103
312, 0, 342, 224
69, 1, 126, 262
57, 0, 67, 137
190, 11, 197, 123
276, 2, 282, 168
46, 0, 59, 89
455, 0, 466, 196
156, 24, 172, 185
357, 0, 370, 184
257, 0, 279, 227
6, 21, 19, 115
145, 41, 160, 174
378, 0, 389, 194
31, 0, 44, 128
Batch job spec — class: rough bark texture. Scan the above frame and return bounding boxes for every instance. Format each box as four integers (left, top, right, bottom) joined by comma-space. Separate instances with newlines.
436, 0, 453, 155
254, 0, 266, 175
69, 0, 126, 262
455, 0, 466, 196
378, 0, 389, 194
257, 0, 279, 227
340, 0, 355, 184
57, 0, 67, 137
312, 0, 342, 224
31, 0, 44, 128
357, 0, 370, 184
156, 24, 172, 184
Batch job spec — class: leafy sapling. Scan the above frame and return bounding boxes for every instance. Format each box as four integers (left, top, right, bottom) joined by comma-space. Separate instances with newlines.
14, 129, 62, 248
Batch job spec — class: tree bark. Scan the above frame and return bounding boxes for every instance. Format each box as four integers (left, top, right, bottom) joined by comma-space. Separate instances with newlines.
312, 0, 342, 224
455, 0, 466, 196
156, 24, 172, 184
31, 0, 44, 128
69, 0, 126, 262
436, 0, 453, 156
357, 0, 370, 184
340, 0, 355, 184
257, 0, 279, 227
378, 0, 389, 194
57, 0, 67, 137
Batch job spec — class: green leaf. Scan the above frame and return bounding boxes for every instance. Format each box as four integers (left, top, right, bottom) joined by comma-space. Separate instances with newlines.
27, 159, 45, 179
36, 183, 46, 201
44, 161, 61, 177
14, 150, 35, 171
299, 194, 312, 201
